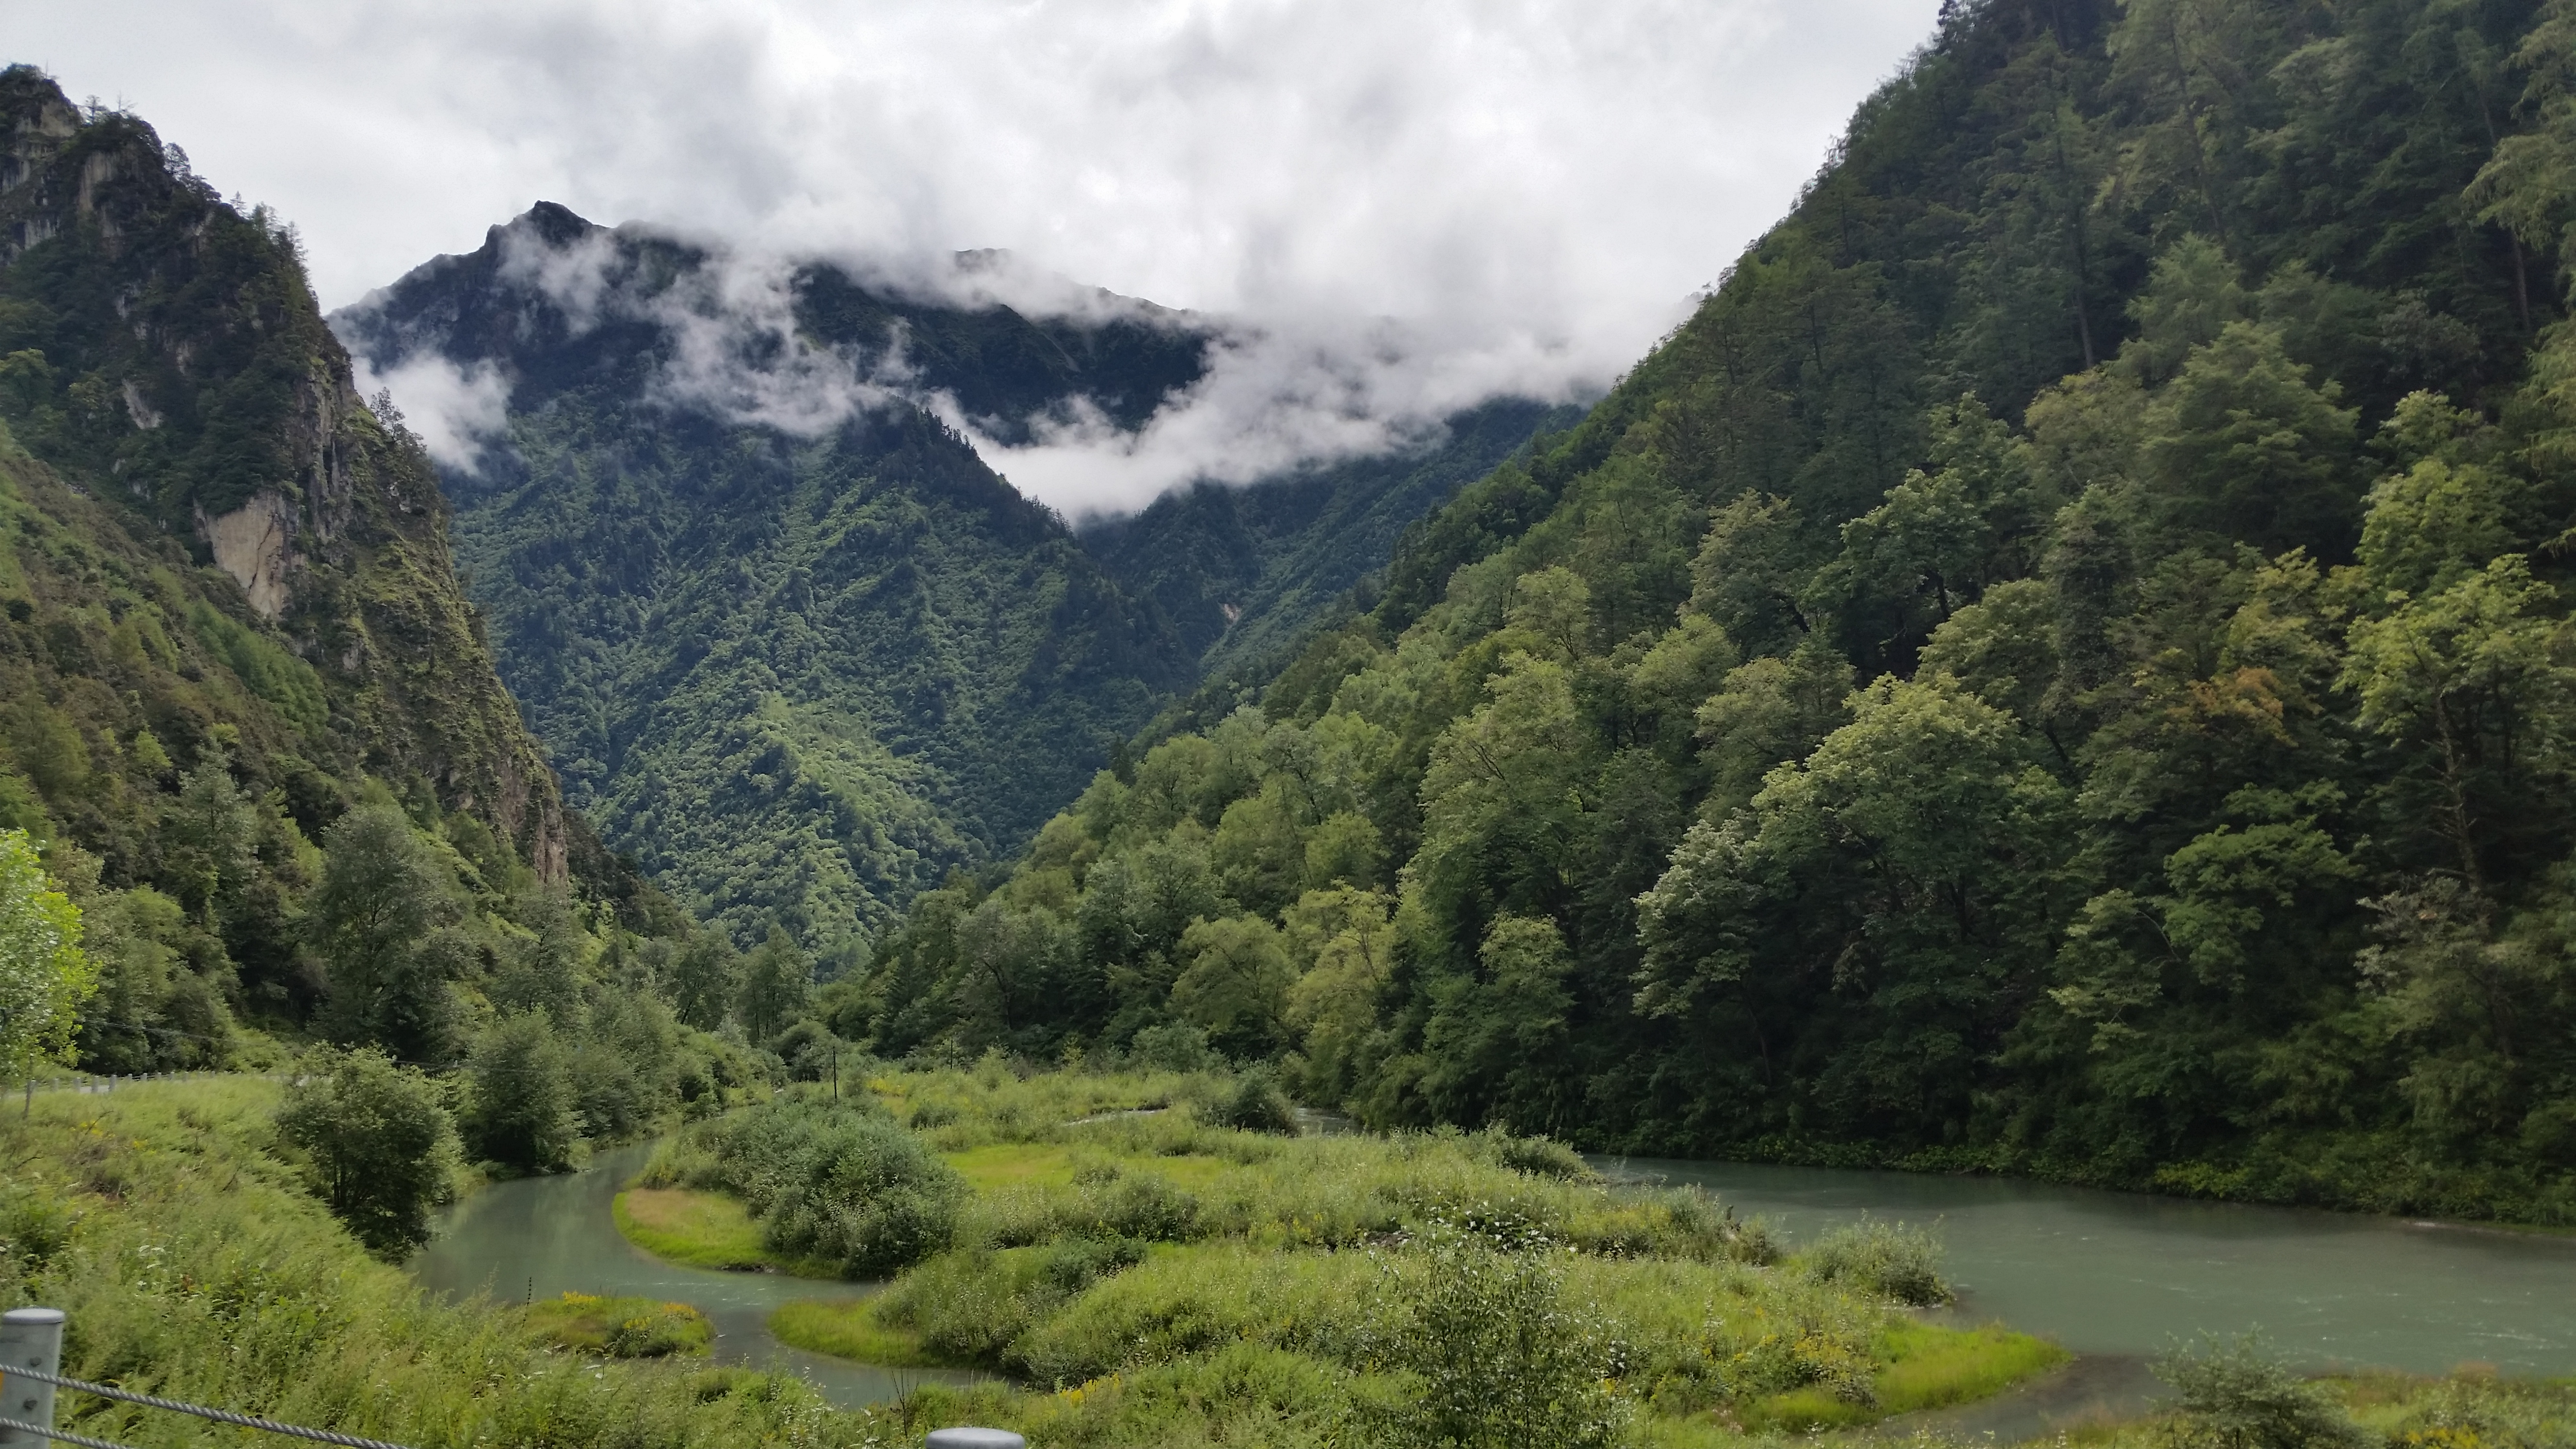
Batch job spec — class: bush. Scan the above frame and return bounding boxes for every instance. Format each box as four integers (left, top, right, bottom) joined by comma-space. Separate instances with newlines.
461, 1011, 580, 1173
648, 1097, 966, 1276
1482, 1130, 1596, 1181
1069, 1160, 1201, 1241
274, 1047, 456, 1255
1654, 1184, 1779, 1265
1211, 1068, 1297, 1133
2156, 1333, 2365, 1449
1359, 1227, 1628, 1449
1799, 1217, 1950, 1304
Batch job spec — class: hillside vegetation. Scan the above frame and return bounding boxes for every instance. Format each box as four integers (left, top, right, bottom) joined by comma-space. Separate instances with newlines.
334, 209, 1559, 950
852, 0, 2576, 1221
0, 71, 764, 1176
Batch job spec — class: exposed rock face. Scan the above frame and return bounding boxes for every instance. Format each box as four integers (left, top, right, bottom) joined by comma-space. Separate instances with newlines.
0, 66, 570, 882
200, 491, 296, 618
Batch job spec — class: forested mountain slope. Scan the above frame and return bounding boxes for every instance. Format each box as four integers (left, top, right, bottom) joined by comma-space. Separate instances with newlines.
335, 209, 1561, 950
853, 0, 2576, 1222
331, 206, 1211, 950
1083, 395, 1583, 682
0, 69, 741, 1115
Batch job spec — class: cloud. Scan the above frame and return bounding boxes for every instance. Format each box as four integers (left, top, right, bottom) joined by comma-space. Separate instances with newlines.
15, 0, 1941, 512
954, 311, 1588, 519
350, 354, 512, 472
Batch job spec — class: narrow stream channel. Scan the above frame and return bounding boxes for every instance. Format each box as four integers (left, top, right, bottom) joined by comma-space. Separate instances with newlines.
406, 1143, 989, 1408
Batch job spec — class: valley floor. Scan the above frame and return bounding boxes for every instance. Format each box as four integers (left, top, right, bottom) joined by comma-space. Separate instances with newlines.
4, 1072, 2568, 1449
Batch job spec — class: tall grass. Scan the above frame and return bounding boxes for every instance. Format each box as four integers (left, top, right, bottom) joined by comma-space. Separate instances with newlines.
0, 1081, 919, 1449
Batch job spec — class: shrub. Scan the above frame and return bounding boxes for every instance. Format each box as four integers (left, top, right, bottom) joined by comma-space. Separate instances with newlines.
1482, 1130, 1596, 1181
2156, 1333, 2365, 1449
1654, 1184, 1779, 1264
1211, 1068, 1297, 1133
1799, 1217, 1950, 1304
1129, 1021, 1220, 1072
649, 1097, 966, 1276
274, 1047, 457, 1255
1359, 1227, 1628, 1449
1070, 1160, 1201, 1241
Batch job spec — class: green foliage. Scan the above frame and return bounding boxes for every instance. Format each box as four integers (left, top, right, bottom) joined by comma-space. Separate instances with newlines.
0, 1080, 935, 1449
522, 1293, 712, 1359
311, 804, 467, 1063
0, 826, 93, 1073
2156, 1334, 2367, 1449
1210, 1065, 1299, 1134
854, 0, 2576, 1224
1356, 1226, 1628, 1449
274, 1046, 456, 1254
1795, 1218, 1953, 1306
643, 1096, 967, 1276
462, 1011, 580, 1173
754, 1069, 2044, 1443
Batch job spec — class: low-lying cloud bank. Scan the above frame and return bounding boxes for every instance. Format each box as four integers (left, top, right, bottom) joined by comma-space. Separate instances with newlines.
348, 218, 1607, 517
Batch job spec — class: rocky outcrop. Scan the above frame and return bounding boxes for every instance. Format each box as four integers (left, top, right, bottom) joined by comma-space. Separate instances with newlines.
198, 491, 296, 618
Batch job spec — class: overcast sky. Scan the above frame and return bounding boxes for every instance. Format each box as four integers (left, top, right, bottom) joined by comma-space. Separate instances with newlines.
6, 0, 1942, 514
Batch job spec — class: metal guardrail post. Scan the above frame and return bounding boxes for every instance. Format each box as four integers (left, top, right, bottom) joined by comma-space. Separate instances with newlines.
0, 1307, 65, 1449
924, 1431, 1025, 1448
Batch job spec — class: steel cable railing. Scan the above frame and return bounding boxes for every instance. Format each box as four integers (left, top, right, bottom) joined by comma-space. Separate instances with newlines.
0, 1366, 416, 1449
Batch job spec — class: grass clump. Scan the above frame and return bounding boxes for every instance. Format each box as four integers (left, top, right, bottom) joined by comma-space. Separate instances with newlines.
639, 1096, 965, 1276
1796, 1216, 1951, 1304
766, 1298, 947, 1368
524, 1292, 712, 1358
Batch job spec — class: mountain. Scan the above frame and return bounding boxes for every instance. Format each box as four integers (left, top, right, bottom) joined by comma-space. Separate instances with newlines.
853, 0, 2576, 1223
0, 67, 625, 1060
333, 207, 1559, 950
1081, 394, 1584, 684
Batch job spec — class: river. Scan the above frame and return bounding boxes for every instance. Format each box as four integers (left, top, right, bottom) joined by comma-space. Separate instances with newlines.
406, 1143, 989, 1408
407, 1139, 2576, 1430
1605, 1156, 2576, 1435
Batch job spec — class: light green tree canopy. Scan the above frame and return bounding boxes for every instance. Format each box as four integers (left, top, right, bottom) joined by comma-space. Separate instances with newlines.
0, 827, 94, 1075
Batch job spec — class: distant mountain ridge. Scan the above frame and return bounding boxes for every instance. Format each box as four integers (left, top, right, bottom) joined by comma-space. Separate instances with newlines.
334, 204, 1556, 949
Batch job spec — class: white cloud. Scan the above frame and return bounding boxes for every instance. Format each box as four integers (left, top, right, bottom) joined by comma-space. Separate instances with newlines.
12, 0, 1940, 513
351, 354, 513, 472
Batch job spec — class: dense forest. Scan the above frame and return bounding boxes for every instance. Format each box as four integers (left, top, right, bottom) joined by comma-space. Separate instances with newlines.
847, 0, 2576, 1221
0, 69, 762, 1175
332, 213, 1561, 950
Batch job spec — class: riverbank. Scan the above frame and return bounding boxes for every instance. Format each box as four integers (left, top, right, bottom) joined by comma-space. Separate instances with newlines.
0, 1079, 909, 1449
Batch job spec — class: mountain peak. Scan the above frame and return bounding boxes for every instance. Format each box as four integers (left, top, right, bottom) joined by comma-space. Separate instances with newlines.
510, 199, 600, 247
